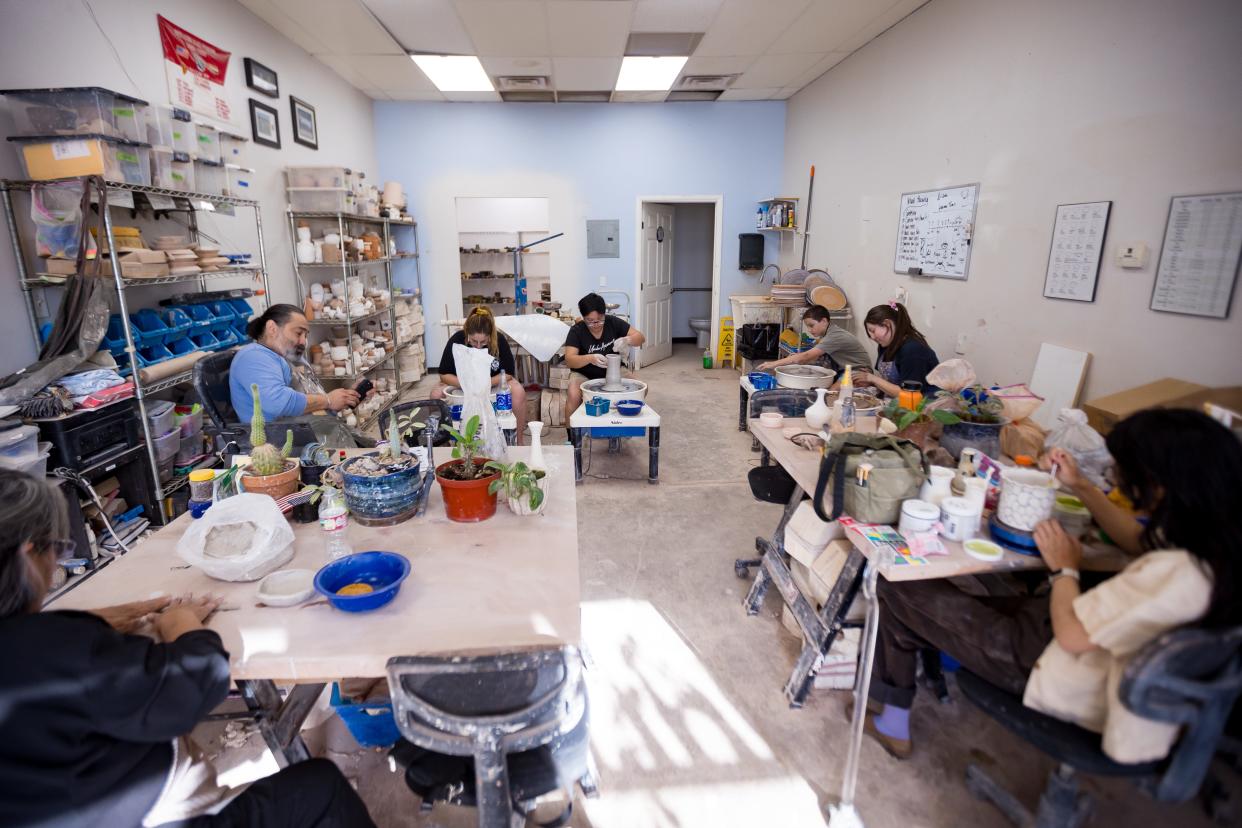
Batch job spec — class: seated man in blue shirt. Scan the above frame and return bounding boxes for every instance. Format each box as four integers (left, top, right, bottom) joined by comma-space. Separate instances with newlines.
230, 304, 359, 423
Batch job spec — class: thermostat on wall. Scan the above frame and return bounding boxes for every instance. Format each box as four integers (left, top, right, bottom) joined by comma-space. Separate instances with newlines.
1116, 242, 1149, 269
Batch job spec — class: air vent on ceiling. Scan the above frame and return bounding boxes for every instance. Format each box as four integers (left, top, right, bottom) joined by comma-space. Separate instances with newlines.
496, 75, 550, 91
499, 90, 556, 103
666, 90, 723, 102
557, 91, 612, 103
625, 32, 703, 57
678, 74, 738, 91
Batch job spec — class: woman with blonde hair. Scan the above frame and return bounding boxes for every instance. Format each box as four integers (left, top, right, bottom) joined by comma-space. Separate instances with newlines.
432, 306, 527, 440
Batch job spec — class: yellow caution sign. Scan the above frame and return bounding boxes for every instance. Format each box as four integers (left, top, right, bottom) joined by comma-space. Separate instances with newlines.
717, 316, 735, 369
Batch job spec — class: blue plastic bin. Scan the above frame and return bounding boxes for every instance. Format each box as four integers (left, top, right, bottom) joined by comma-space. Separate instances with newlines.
226, 297, 254, 320
131, 309, 172, 346
166, 336, 196, 357
329, 683, 399, 748
102, 314, 134, 356
203, 301, 237, 333
229, 318, 249, 343
139, 343, 173, 364
187, 330, 219, 351
174, 304, 214, 333
160, 308, 192, 340
114, 350, 147, 378
211, 328, 240, 350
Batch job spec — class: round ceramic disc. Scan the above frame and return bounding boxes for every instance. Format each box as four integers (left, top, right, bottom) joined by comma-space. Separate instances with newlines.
964, 539, 1005, 561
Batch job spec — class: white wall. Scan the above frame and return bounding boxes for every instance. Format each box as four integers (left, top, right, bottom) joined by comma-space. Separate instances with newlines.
670, 203, 714, 339
0, 0, 377, 375
782, 0, 1242, 399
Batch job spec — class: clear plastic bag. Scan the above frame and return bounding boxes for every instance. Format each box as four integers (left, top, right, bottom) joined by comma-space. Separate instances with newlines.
1044, 408, 1113, 489
991, 384, 1045, 422
176, 493, 296, 581
31, 181, 91, 259
927, 358, 976, 393
454, 344, 508, 462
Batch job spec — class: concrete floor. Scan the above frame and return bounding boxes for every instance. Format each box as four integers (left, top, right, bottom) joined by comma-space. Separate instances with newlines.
205, 344, 1236, 827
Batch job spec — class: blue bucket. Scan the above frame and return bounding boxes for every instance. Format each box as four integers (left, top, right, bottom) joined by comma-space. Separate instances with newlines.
329, 683, 399, 748
314, 551, 411, 613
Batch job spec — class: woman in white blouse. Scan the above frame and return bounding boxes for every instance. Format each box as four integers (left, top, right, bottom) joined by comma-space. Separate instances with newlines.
860, 408, 1240, 764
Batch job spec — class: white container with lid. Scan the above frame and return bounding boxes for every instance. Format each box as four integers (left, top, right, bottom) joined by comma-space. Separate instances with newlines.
898, 499, 940, 535
940, 496, 979, 542
0, 423, 40, 461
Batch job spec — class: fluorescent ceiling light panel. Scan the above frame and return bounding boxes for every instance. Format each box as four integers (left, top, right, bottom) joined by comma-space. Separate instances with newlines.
615, 56, 688, 91
410, 55, 494, 92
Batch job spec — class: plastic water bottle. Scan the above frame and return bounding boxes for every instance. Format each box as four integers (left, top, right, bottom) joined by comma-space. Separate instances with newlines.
702, 348, 713, 369
839, 365, 856, 432
318, 486, 353, 560
495, 369, 513, 412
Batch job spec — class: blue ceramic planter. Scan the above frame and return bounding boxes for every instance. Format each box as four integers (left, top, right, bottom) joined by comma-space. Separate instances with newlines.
340, 453, 422, 526
940, 418, 1008, 460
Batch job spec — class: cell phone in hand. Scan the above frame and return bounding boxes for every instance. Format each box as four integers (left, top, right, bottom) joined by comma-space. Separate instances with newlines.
354, 379, 374, 397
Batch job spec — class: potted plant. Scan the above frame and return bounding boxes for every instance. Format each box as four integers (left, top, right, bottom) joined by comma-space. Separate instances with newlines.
935, 384, 1009, 459
435, 415, 500, 523
338, 411, 424, 526
485, 460, 548, 517
883, 396, 959, 452
239, 384, 300, 499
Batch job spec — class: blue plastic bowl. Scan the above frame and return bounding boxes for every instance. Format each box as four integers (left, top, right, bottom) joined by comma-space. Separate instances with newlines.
616, 399, 643, 416
314, 551, 411, 612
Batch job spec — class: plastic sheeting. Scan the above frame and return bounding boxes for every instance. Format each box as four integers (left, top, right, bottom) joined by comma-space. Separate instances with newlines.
494, 314, 572, 363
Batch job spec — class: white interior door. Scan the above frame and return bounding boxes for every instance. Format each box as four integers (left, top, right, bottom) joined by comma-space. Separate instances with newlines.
640, 202, 674, 365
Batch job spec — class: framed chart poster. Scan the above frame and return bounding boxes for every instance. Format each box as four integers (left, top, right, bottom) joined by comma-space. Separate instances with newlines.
1043, 201, 1111, 302
1150, 191, 1242, 319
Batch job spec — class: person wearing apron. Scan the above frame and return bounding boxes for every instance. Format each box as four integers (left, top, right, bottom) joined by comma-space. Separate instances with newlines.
858, 302, 940, 398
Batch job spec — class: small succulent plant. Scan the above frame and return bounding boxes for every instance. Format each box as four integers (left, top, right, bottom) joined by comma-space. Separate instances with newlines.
249, 383, 293, 476
382, 411, 423, 464
484, 460, 546, 511
440, 415, 488, 480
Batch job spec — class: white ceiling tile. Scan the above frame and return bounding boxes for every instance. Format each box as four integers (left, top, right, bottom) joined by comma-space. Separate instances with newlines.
774, 88, 799, 99
769, 0, 895, 55
345, 56, 441, 91
547, 1, 632, 58
481, 57, 554, 77
787, 50, 848, 89
442, 90, 503, 102
314, 55, 376, 92
631, 0, 724, 33
363, 0, 476, 54
552, 57, 622, 90
612, 91, 668, 103
732, 52, 823, 88
272, 0, 404, 55
238, 0, 334, 55
455, 1, 549, 57
680, 55, 757, 76
835, 0, 928, 53
695, 0, 813, 56
717, 87, 778, 100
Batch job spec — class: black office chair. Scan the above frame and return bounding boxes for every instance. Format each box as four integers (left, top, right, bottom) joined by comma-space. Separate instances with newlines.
378, 399, 452, 448
959, 625, 1242, 827
192, 350, 319, 457
386, 648, 596, 828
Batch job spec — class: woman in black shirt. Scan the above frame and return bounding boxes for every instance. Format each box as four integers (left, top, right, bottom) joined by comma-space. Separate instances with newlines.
858, 302, 941, 397
433, 306, 527, 439
0, 470, 375, 827
563, 293, 646, 413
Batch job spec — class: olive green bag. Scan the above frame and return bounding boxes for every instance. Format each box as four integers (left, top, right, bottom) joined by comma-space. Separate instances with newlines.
812, 433, 928, 525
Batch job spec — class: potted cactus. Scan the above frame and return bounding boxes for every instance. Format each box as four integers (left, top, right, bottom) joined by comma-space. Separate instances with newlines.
484, 460, 548, 516
338, 411, 424, 526
435, 415, 500, 522
239, 384, 300, 499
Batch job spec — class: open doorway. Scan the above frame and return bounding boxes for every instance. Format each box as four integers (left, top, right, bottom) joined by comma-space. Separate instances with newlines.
634, 196, 723, 368
455, 197, 551, 318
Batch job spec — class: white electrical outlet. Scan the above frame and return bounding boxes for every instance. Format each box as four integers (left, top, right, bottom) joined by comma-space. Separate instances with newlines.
1116, 242, 1149, 269
955, 333, 969, 354
895, 286, 909, 305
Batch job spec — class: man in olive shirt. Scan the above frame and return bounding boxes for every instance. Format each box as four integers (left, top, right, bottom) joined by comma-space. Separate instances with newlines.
759, 305, 871, 374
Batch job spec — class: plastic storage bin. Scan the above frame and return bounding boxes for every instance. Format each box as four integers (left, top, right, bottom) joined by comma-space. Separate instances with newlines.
285, 166, 349, 188
170, 119, 195, 156
139, 343, 173, 364
210, 328, 240, 350
8, 135, 150, 183
114, 351, 147, 378
195, 160, 225, 196
146, 400, 175, 437
1, 87, 148, 141
0, 423, 40, 461
153, 427, 180, 462
145, 104, 189, 149
0, 441, 52, 477
166, 336, 196, 358
150, 147, 175, 188
188, 330, 220, 351
287, 187, 350, 213
223, 165, 254, 197
174, 303, 213, 333
204, 300, 237, 329
160, 307, 193, 339
102, 314, 135, 355
219, 132, 250, 167
176, 432, 203, 465
329, 684, 399, 748
226, 297, 255, 320
174, 403, 203, 437
194, 123, 220, 162
131, 309, 172, 346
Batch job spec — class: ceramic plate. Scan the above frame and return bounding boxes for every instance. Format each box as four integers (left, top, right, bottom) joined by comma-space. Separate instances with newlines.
256, 568, 316, 606
963, 539, 1004, 562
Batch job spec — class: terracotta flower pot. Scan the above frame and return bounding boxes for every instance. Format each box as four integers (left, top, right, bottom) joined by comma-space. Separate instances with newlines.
435, 458, 500, 523
240, 460, 300, 500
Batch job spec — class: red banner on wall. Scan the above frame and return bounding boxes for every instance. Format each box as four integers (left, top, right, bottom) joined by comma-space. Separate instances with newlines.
157, 15, 233, 123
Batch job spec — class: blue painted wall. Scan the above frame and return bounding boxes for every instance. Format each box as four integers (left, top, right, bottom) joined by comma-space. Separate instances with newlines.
373, 101, 785, 362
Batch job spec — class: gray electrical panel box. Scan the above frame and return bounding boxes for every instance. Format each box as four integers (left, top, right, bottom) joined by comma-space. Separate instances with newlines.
586, 219, 620, 258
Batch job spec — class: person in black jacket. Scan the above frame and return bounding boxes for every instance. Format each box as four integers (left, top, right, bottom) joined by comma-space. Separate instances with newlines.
0, 470, 375, 827
858, 301, 941, 397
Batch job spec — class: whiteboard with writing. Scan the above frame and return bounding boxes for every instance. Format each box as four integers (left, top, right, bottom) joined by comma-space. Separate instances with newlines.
1150, 191, 1242, 319
893, 184, 979, 279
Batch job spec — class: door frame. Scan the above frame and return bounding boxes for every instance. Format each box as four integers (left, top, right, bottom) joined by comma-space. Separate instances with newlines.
634, 195, 724, 367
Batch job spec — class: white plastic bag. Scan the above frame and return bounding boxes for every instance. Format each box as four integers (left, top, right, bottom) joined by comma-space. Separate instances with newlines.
177, 493, 296, 581
454, 344, 508, 462
1044, 408, 1113, 489
927, 358, 977, 393
494, 314, 572, 363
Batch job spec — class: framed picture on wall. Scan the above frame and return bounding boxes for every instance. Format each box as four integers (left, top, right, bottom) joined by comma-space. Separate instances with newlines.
290, 96, 318, 150
244, 58, 279, 98
1042, 201, 1111, 303
248, 99, 280, 149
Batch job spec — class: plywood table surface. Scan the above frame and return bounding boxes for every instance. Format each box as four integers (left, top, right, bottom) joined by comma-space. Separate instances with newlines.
748, 417, 1128, 582
49, 446, 580, 682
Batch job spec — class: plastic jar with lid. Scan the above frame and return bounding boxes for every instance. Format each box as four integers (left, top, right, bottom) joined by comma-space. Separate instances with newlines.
188, 468, 216, 501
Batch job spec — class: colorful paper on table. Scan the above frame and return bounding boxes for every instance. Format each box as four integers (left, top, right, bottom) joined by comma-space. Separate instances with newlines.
839, 516, 929, 566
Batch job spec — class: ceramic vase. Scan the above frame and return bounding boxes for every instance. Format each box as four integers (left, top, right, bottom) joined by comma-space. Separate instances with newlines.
528, 421, 545, 470
804, 388, 831, 430
296, 226, 316, 264
998, 467, 1057, 531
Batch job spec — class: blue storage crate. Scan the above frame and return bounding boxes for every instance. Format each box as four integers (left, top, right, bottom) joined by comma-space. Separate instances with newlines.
174, 304, 214, 334
189, 330, 219, 351
329, 683, 399, 748
160, 307, 192, 340
203, 301, 237, 332
229, 317, 250, 343
114, 350, 147, 378
102, 314, 134, 356
167, 336, 196, 358
226, 297, 254, 320
139, 343, 173, 364
131, 309, 172, 347
211, 328, 240, 350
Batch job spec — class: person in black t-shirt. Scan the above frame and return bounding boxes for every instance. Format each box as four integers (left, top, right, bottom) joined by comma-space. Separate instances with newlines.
858, 301, 941, 397
563, 292, 646, 413
433, 306, 527, 438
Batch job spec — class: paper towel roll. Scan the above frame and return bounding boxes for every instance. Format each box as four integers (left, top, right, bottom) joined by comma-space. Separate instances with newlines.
138, 351, 207, 384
